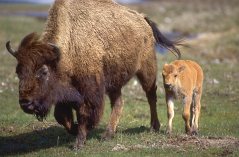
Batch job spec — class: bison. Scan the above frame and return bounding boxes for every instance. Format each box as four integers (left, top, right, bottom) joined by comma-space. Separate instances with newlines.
6, 0, 181, 149
162, 60, 203, 135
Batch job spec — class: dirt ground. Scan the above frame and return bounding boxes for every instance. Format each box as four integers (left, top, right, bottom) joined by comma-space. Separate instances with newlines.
112, 135, 239, 155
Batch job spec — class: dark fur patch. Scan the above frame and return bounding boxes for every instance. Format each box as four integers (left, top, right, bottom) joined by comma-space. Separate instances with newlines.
144, 17, 181, 59
13, 33, 84, 121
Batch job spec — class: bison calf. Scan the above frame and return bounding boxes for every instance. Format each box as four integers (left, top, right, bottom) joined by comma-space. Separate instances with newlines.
162, 60, 204, 135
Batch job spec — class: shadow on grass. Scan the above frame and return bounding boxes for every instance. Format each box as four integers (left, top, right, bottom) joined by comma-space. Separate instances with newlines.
122, 126, 149, 134
0, 125, 151, 156
122, 126, 166, 135
0, 126, 108, 156
0, 126, 73, 156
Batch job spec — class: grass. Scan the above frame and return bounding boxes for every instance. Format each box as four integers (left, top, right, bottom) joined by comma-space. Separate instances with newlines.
0, 4, 50, 13
0, 1, 239, 156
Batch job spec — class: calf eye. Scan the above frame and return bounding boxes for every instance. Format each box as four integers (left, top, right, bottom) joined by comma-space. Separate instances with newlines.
174, 74, 177, 78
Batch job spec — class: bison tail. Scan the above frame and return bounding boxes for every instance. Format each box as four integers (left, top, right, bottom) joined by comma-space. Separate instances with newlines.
145, 17, 181, 59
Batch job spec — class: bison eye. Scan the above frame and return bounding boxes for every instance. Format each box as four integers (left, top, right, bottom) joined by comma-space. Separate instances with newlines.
174, 74, 177, 78
36, 65, 49, 79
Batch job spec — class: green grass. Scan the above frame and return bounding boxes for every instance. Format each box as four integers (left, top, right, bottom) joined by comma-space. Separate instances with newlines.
0, 4, 50, 13
0, 1, 239, 156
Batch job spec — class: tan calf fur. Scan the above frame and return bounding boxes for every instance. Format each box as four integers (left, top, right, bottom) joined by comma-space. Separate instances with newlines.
162, 60, 204, 135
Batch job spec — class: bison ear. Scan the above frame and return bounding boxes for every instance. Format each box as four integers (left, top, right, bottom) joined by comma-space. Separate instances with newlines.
20, 32, 39, 48
48, 43, 61, 62
178, 66, 186, 73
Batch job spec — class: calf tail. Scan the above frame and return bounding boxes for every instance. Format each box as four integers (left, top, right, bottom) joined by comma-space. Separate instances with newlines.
145, 17, 181, 59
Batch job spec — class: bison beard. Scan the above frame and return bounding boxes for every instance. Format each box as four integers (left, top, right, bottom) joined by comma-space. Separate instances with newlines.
34, 101, 51, 121
34, 82, 85, 121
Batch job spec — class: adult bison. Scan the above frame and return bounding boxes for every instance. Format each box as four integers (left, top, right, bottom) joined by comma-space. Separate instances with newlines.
6, 0, 180, 149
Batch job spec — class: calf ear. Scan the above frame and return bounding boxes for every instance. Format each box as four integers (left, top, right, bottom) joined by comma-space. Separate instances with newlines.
163, 63, 169, 67
178, 66, 186, 73
162, 70, 166, 76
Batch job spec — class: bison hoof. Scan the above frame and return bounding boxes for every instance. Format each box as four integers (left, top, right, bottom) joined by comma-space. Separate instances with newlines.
101, 130, 115, 141
150, 121, 160, 132
73, 139, 85, 151
73, 144, 84, 151
73, 135, 86, 151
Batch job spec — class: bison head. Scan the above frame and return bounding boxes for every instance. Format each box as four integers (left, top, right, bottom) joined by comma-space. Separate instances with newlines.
162, 63, 185, 92
6, 33, 61, 121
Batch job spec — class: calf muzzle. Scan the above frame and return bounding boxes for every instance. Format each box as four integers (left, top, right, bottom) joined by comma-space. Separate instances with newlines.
164, 83, 172, 89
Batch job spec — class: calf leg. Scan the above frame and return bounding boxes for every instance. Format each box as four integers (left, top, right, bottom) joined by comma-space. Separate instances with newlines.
102, 90, 124, 140
182, 95, 193, 134
190, 92, 196, 132
54, 103, 77, 135
192, 88, 202, 135
166, 93, 174, 135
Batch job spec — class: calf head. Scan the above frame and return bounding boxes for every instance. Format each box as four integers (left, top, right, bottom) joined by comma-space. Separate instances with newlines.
6, 33, 61, 121
162, 63, 185, 92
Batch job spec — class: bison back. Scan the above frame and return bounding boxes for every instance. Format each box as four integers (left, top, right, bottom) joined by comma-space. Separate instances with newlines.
43, 0, 156, 89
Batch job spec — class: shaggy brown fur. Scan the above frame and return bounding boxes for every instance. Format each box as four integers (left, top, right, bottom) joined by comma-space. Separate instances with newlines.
162, 60, 204, 135
6, 0, 181, 149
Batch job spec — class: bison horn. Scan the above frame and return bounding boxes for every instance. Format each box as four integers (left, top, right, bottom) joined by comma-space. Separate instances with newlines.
48, 43, 60, 53
48, 43, 58, 50
6, 41, 17, 57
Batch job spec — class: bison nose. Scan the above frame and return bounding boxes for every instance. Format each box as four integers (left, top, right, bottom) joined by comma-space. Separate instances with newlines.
19, 99, 31, 106
164, 83, 172, 89
19, 99, 34, 113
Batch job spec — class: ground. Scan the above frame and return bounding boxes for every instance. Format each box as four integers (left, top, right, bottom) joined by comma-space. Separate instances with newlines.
0, 0, 239, 156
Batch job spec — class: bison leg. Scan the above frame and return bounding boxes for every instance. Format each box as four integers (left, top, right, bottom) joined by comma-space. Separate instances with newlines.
74, 93, 105, 149
137, 68, 160, 131
166, 93, 174, 135
74, 111, 88, 150
146, 82, 160, 131
182, 95, 193, 135
54, 103, 77, 135
102, 90, 124, 140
